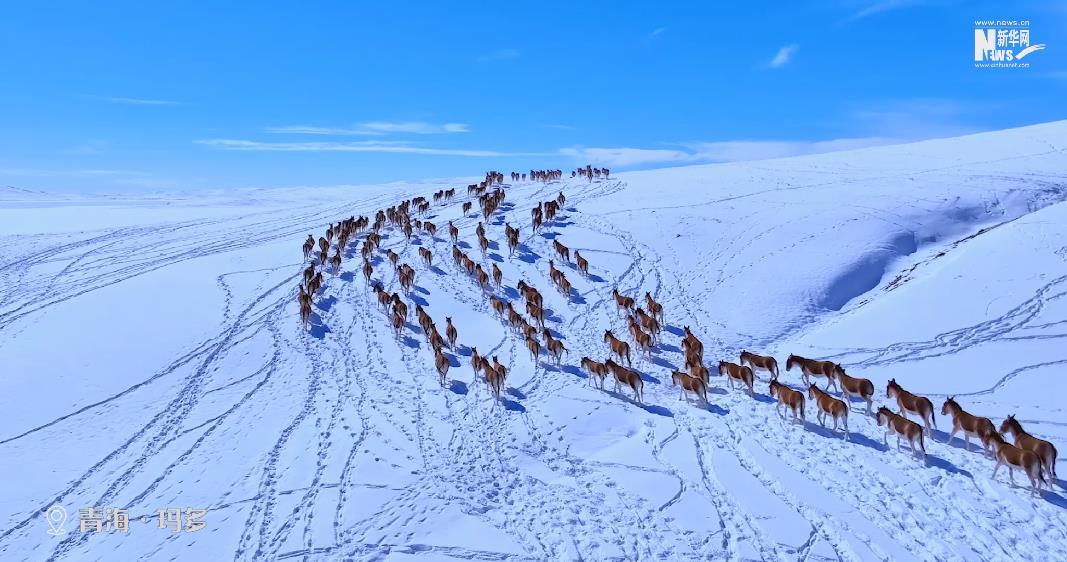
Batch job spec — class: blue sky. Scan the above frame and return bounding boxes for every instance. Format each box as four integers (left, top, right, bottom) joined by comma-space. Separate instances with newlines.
1, 1, 1064, 193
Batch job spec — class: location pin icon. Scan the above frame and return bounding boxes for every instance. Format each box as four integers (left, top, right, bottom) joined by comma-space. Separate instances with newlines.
45, 505, 67, 536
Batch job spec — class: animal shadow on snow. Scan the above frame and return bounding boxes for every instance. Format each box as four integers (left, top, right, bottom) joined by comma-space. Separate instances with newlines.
458, 241, 472, 249
551, 220, 576, 228
401, 335, 420, 349
429, 266, 447, 276
488, 252, 504, 263
448, 380, 468, 395
314, 295, 338, 312
604, 389, 673, 417
309, 314, 332, 339
506, 387, 527, 400
656, 342, 681, 354
802, 421, 886, 453
539, 231, 560, 240
444, 353, 461, 368
750, 392, 776, 404
502, 398, 526, 413
663, 325, 685, 337
502, 286, 520, 300
455, 344, 472, 357
560, 364, 587, 379
516, 245, 541, 263
929, 428, 995, 457
1038, 487, 1067, 509
409, 294, 429, 307
648, 356, 677, 370
567, 288, 586, 305
923, 454, 972, 478
689, 401, 728, 416
339, 271, 356, 283
414, 285, 430, 295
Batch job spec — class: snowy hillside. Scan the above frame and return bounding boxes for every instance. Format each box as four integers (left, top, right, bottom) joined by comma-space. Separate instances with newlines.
1, 121, 1066, 562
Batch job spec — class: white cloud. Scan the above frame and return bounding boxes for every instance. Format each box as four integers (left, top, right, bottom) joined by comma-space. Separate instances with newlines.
559, 137, 904, 167
769, 44, 799, 68
844, 0, 932, 22
265, 121, 470, 136
197, 139, 543, 158
850, 98, 983, 138
558, 147, 694, 167
362, 121, 470, 134
477, 48, 520, 63
0, 168, 147, 177
644, 27, 667, 42
106, 97, 182, 105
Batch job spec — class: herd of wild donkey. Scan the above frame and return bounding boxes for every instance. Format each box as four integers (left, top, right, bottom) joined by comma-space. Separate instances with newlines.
294, 165, 1058, 497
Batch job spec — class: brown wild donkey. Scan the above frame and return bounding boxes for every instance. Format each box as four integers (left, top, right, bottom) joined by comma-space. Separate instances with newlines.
544, 329, 567, 365
941, 397, 995, 455
886, 379, 936, 436
769, 379, 805, 424
445, 317, 458, 349
603, 330, 633, 366
877, 406, 926, 462
575, 251, 589, 276
1000, 415, 1058, 482
672, 371, 708, 404
786, 354, 839, 391
612, 288, 635, 314
984, 430, 1047, 496
719, 361, 755, 395
606, 359, 644, 403
434, 349, 450, 385
483, 364, 503, 398
525, 336, 541, 362
831, 365, 875, 416
470, 346, 484, 375
582, 357, 609, 389
644, 292, 664, 323
739, 351, 778, 379
809, 384, 848, 439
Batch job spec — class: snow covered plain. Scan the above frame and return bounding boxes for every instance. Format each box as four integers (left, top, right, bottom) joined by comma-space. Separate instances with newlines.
1, 121, 1066, 561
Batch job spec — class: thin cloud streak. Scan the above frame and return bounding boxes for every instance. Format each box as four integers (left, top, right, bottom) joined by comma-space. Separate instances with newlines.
0, 168, 148, 177
560, 137, 905, 167
477, 48, 520, 62
197, 139, 546, 158
842, 0, 930, 23
107, 97, 182, 105
644, 27, 667, 42
769, 44, 799, 68
265, 122, 470, 135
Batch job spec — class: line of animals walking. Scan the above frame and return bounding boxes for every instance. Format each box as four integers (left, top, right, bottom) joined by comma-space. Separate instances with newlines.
292, 166, 1058, 499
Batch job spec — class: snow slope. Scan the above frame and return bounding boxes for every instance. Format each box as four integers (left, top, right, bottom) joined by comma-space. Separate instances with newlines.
1, 121, 1066, 561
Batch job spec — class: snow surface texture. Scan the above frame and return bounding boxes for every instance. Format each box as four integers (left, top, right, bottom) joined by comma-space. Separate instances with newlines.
1, 121, 1067, 561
